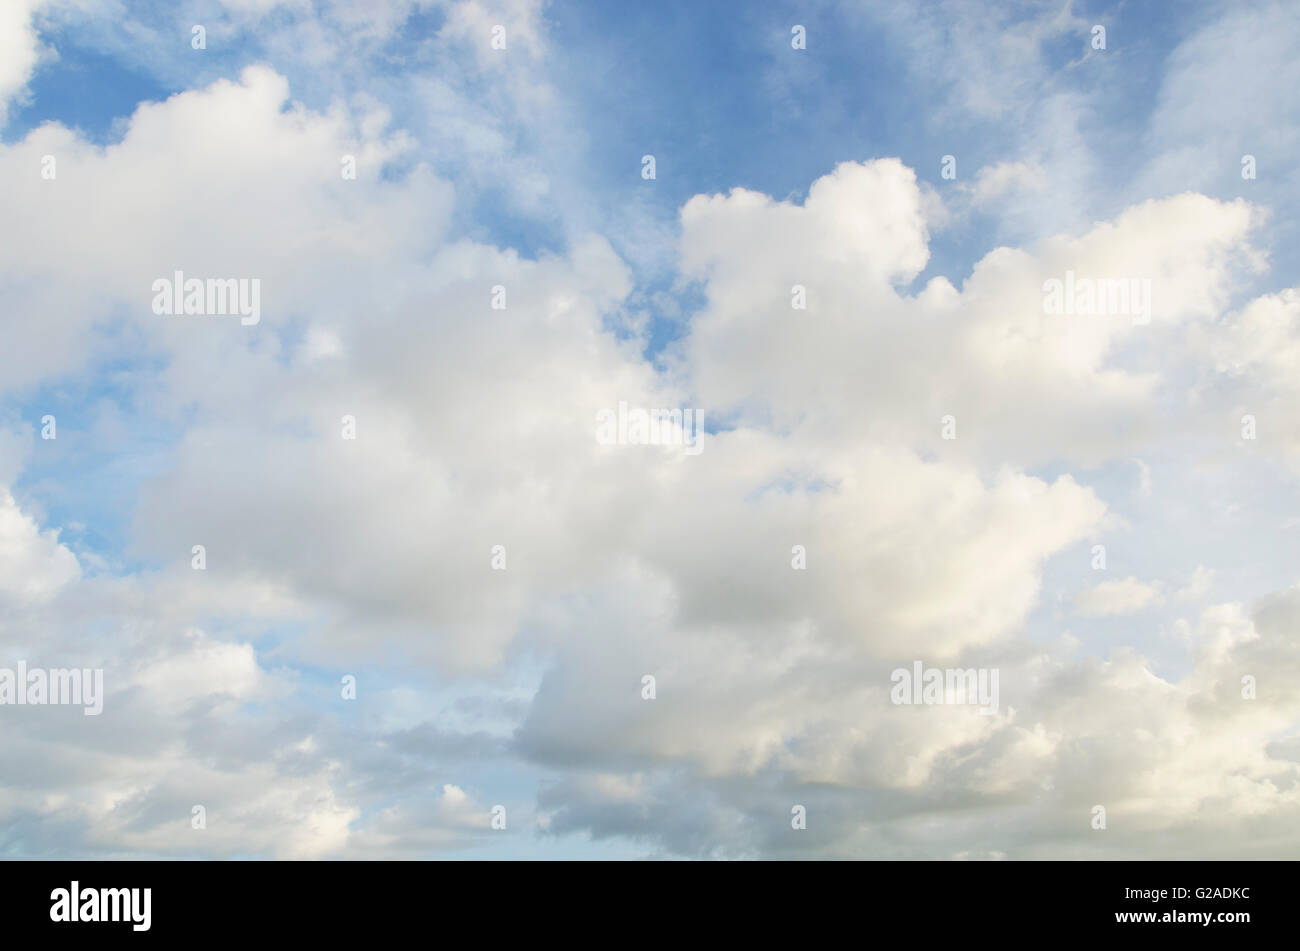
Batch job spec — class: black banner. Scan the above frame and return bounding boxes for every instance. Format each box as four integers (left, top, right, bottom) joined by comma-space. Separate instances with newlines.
1, 860, 1279, 940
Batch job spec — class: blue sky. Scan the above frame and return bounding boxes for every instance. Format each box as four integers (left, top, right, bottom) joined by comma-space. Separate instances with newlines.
2, 0, 1300, 859
8, 2, 1288, 289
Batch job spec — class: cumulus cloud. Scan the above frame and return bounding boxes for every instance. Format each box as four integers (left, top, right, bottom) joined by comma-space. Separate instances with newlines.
0, 0, 50, 126
0, 489, 79, 604
1, 0, 1299, 861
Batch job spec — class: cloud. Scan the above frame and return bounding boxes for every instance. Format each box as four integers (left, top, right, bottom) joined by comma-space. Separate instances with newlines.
677, 159, 1266, 469
2, 0, 1300, 861
965, 160, 1048, 210
1139, 2, 1300, 201
1075, 577, 1164, 617
0, 0, 50, 127
1176, 566, 1215, 602
0, 488, 79, 604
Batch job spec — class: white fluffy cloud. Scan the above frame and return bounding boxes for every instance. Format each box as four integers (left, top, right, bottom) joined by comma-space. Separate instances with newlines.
0, 489, 79, 604
0, 0, 50, 126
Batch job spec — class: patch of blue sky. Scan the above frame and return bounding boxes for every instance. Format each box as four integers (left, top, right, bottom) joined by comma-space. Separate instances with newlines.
4, 41, 175, 145
540, 1, 1208, 344
10, 356, 181, 574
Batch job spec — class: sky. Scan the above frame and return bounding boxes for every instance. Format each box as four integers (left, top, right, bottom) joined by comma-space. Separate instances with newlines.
0, 0, 1299, 859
